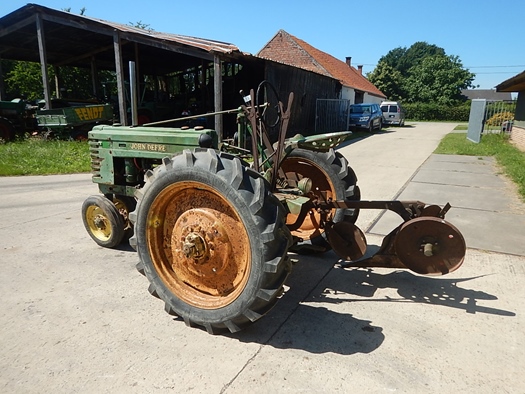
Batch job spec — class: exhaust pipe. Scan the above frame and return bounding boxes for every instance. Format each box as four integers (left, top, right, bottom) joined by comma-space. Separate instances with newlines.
129, 61, 138, 126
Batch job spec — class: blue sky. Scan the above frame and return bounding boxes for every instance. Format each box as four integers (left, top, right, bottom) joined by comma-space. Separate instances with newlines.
2, 0, 524, 90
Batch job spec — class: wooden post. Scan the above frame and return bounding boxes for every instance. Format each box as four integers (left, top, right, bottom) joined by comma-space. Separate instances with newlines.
36, 13, 52, 109
129, 61, 138, 126
113, 31, 127, 125
91, 56, 99, 99
53, 66, 61, 98
213, 54, 223, 141
134, 43, 141, 104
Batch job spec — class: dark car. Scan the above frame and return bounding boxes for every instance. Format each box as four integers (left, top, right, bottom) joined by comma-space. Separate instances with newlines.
348, 103, 382, 132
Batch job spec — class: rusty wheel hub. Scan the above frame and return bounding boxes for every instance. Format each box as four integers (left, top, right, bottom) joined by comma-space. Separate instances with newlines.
170, 208, 243, 290
146, 182, 251, 309
182, 232, 207, 259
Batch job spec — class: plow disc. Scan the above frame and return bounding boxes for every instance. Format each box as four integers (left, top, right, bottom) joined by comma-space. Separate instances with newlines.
328, 203, 467, 276
327, 221, 367, 261
394, 217, 466, 275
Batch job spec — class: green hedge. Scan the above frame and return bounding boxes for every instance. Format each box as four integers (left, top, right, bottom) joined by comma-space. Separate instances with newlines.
403, 103, 471, 121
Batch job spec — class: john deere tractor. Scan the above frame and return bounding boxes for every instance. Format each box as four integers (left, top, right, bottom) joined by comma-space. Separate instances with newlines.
82, 81, 466, 334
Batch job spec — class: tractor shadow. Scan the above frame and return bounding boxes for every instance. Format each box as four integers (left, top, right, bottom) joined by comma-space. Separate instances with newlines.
234, 303, 385, 356
231, 251, 514, 355
229, 255, 385, 355
312, 266, 515, 317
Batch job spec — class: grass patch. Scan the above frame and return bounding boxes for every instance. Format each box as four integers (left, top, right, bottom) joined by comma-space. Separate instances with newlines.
0, 138, 91, 176
453, 124, 468, 130
435, 132, 525, 201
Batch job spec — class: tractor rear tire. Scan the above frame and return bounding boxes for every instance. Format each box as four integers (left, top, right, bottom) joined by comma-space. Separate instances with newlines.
129, 149, 292, 334
280, 148, 360, 254
82, 195, 125, 248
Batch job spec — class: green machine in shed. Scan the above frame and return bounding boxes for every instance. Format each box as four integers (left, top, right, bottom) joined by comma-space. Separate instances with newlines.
36, 102, 114, 140
82, 81, 467, 335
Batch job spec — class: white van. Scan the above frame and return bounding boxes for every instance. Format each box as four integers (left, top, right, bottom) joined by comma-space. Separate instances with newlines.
380, 101, 405, 126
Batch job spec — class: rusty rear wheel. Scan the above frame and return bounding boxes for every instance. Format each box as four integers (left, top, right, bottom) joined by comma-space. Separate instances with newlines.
130, 149, 291, 334
144, 182, 252, 310
280, 148, 360, 253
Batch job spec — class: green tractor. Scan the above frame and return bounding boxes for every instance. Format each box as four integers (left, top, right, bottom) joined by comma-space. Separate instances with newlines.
82, 82, 466, 334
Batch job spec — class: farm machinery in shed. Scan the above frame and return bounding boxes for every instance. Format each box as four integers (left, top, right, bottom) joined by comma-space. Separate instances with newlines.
81, 81, 466, 334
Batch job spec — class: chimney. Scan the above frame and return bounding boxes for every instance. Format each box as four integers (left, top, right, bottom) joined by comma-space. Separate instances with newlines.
357, 65, 363, 75
345, 57, 351, 67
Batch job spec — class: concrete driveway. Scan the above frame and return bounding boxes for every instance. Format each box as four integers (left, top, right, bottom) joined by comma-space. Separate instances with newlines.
1, 123, 523, 393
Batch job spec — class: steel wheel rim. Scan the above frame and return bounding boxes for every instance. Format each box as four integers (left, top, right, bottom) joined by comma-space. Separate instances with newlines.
85, 205, 113, 241
146, 181, 251, 309
280, 157, 336, 240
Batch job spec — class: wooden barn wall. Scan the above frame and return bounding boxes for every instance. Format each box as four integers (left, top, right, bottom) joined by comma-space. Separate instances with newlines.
265, 63, 341, 136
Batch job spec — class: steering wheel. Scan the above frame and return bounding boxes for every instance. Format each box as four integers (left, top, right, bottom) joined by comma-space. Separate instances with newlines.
256, 80, 281, 128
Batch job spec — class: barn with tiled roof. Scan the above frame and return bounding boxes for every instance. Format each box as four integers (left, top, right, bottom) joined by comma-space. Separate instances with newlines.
258, 30, 385, 104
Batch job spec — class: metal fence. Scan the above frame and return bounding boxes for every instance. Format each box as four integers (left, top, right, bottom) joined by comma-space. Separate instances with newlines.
483, 100, 517, 133
315, 99, 350, 133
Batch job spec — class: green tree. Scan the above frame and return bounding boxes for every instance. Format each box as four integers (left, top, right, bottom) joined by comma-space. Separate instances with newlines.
404, 54, 475, 104
398, 42, 445, 75
4, 61, 110, 101
367, 61, 405, 101
369, 42, 475, 103
4, 61, 48, 100
379, 46, 406, 72
379, 42, 445, 76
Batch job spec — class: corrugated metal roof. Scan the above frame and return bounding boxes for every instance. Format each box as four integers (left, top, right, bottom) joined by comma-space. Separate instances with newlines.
0, 4, 250, 77
77, 14, 240, 54
0, 4, 240, 55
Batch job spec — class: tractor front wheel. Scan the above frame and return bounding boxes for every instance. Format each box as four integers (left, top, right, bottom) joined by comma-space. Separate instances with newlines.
81, 195, 125, 248
130, 149, 291, 334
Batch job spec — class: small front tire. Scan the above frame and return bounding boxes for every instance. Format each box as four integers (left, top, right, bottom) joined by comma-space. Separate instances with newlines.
82, 195, 125, 248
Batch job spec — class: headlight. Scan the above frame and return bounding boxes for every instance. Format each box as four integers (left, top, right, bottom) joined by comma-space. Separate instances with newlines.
198, 133, 213, 148
359, 116, 370, 122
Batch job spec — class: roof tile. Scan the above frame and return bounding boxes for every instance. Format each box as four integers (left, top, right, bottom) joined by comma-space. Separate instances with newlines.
258, 30, 385, 98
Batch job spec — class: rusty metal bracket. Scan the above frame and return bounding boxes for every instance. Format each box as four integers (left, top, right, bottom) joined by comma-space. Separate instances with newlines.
270, 92, 294, 190
321, 199, 427, 222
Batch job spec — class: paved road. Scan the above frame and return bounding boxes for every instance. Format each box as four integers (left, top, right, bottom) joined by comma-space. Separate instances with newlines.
1, 123, 524, 393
